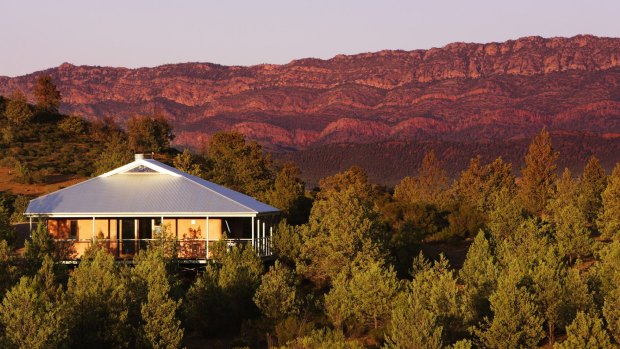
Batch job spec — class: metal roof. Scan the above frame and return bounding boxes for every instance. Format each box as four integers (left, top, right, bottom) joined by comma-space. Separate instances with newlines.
26, 158, 280, 216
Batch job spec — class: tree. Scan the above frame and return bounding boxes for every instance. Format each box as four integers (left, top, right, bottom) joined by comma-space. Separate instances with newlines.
298, 186, 384, 287
0, 256, 68, 349
554, 312, 612, 349
318, 165, 377, 203
577, 156, 607, 228
486, 187, 523, 242
324, 257, 399, 333
204, 131, 273, 197
133, 247, 184, 349
548, 169, 592, 262
518, 129, 559, 216
93, 133, 133, 175
253, 261, 299, 322
4, 89, 33, 125
184, 244, 263, 336
24, 222, 55, 274
603, 277, 620, 343
58, 114, 87, 135
459, 231, 499, 325
474, 271, 545, 349
409, 254, 461, 340
34, 75, 61, 112
0, 239, 18, 299
264, 162, 307, 224
394, 150, 449, 208
66, 247, 131, 349
384, 292, 444, 349
173, 148, 203, 177
126, 114, 175, 153
598, 164, 620, 240
272, 220, 303, 266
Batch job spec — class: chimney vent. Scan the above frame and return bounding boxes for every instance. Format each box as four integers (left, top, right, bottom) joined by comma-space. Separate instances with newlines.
135, 154, 145, 161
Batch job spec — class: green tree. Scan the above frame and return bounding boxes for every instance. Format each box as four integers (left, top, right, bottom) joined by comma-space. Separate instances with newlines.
272, 220, 303, 266
93, 133, 134, 175
409, 254, 461, 341
598, 164, 620, 240
172, 148, 203, 177
318, 165, 377, 203
486, 187, 523, 242
384, 291, 444, 349
325, 257, 399, 333
126, 114, 175, 153
264, 162, 307, 224
548, 169, 592, 262
475, 265, 545, 349
554, 311, 612, 349
204, 131, 273, 197
459, 231, 499, 325
0, 239, 18, 298
298, 186, 384, 287
133, 247, 184, 349
253, 261, 299, 322
184, 244, 262, 336
33, 75, 62, 112
0, 256, 68, 349
518, 129, 559, 216
58, 114, 87, 135
66, 247, 131, 349
9, 195, 29, 224
577, 156, 607, 228
24, 222, 55, 274
394, 150, 449, 208
4, 89, 33, 125
603, 275, 620, 343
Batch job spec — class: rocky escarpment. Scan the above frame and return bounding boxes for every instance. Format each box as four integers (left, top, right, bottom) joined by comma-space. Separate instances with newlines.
0, 35, 619, 153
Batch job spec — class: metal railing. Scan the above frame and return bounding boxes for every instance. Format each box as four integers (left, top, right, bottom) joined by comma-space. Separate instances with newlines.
52, 237, 272, 260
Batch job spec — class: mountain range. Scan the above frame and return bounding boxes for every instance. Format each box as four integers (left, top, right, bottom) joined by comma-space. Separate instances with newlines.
1, 35, 619, 185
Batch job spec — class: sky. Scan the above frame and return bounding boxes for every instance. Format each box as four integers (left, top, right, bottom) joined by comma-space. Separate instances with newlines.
0, 0, 619, 77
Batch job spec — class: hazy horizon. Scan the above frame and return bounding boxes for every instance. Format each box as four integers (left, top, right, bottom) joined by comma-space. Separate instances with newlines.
1, 0, 619, 77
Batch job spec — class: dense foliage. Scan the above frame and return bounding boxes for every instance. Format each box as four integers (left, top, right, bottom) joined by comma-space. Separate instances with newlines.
1, 88, 620, 348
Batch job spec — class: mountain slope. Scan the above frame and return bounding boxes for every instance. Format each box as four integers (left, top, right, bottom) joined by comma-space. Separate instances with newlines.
1, 35, 620, 184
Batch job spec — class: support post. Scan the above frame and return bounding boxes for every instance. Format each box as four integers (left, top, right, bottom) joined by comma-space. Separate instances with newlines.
92, 217, 95, 242
206, 216, 210, 260
29, 216, 33, 236
251, 216, 255, 248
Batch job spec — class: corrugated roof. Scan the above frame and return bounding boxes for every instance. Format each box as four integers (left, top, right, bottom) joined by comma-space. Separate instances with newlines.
26, 158, 279, 216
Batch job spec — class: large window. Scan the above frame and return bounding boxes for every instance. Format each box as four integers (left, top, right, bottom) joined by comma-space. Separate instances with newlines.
70, 220, 78, 240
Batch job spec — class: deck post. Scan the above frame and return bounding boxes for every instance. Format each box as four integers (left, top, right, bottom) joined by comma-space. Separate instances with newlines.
92, 217, 95, 242
206, 216, 210, 260
251, 216, 255, 249
257, 217, 261, 256
29, 216, 32, 235
262, 220, 266, 256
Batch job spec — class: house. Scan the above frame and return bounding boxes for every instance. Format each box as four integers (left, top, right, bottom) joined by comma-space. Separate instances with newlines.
25, 154, 280, 261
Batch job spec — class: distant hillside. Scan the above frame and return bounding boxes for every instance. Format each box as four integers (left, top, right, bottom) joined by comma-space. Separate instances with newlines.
1, 35, 619, 184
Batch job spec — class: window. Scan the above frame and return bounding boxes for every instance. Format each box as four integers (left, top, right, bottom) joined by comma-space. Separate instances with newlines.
70, 220, 78, 240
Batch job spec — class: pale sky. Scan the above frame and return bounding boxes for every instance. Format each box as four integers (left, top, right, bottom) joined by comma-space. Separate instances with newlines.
0, 0, 618, 77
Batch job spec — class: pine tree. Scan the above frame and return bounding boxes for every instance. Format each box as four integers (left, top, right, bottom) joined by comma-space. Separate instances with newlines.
24, 222, 55, 274
0, 256, 68, 349
554, 312, 612, 349
486, 187, 523, 242
324, 257, 399, 332
66, 247, 131, 349
285, 328, 364, 349
598, 164, 620, 240
603, 281, 620, 343
264, 162, 307, 224
394, 150, 449, 208
383, 292, 444, 349
126, 114, 175, 153
4, 89, 33, 125
548, 169, 592, 262
577, 156, 607, 228
93, 133, 133, 175
204, 131, 273, 197
475, 267, 545, 349
33, 75, 62, 112
134, 248, 184, 349
253, 261, 299, 322
173, 148, 204, 177
459, 231, 499, 325
298, 186, 384, 287
518, 129, 559, 216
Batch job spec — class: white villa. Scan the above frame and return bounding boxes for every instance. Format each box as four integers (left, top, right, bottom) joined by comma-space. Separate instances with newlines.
25, 154, 280, 261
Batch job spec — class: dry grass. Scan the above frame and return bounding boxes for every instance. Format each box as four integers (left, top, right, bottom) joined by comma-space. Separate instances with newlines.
0, 167, 85, 196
